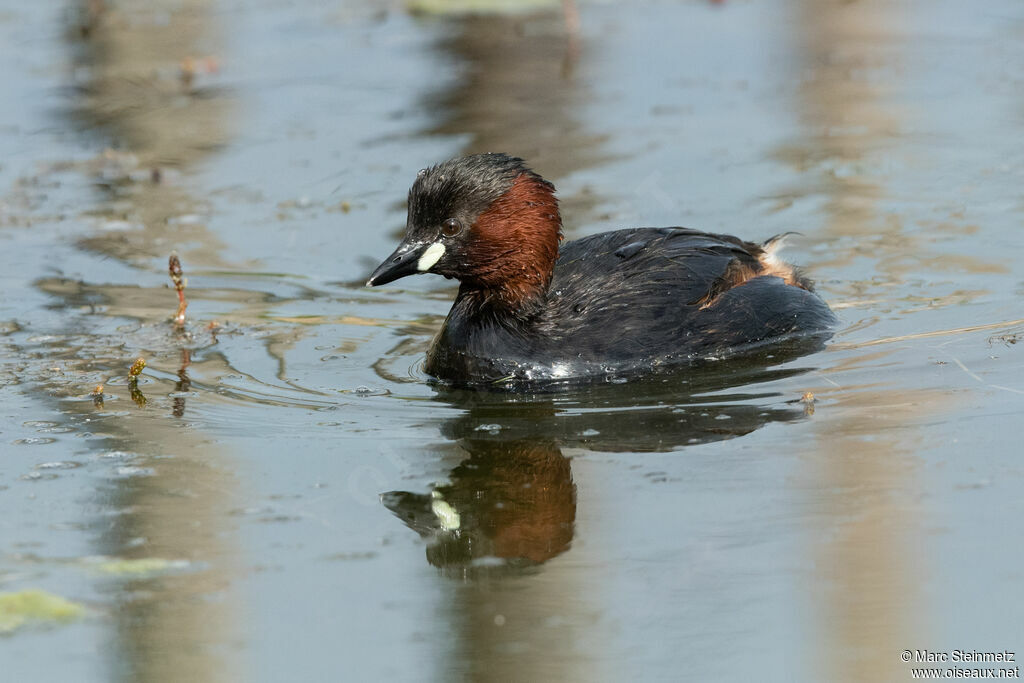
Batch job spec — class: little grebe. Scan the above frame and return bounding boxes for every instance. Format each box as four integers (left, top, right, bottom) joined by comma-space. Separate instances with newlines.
367, 153, 835, 385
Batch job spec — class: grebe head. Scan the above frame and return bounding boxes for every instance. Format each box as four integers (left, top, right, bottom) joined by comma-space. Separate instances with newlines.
367, 153, 561, 309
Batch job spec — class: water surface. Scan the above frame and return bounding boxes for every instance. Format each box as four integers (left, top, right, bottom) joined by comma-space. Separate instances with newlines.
1, 1, 1023, 681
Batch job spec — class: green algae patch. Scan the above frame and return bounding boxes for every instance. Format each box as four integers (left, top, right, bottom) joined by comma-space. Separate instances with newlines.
0, 590, 86, 634
94, 557, 189, 577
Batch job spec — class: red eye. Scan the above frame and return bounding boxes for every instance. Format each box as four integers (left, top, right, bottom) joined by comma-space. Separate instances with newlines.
441, 218, 462, 237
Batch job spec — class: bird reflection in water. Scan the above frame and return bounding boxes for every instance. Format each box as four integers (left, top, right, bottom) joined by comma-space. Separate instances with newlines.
382, 338, 827, 574
383, 436, 575, 573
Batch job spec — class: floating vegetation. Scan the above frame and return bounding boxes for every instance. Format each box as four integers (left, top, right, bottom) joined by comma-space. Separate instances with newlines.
128, 358, 146, 377
988, 332, 1021, 347
93, 557, 190, 577
0, 590, 85, 634
128, 357, 147, 408
91, 383, 104, 408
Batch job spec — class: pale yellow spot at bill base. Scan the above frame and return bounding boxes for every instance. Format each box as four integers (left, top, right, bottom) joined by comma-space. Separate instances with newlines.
417, 242, 446, 272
